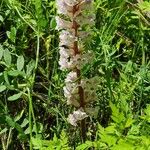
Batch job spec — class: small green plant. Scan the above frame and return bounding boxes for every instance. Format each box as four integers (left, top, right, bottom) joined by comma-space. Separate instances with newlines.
32, 131, 70, 150
77, 104, 150, 150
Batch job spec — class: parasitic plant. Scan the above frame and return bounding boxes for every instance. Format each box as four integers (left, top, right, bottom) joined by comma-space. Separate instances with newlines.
56, 0, 99, 142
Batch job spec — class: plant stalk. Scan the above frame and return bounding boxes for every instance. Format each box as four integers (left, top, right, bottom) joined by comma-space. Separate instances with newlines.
73, 5, 86, 143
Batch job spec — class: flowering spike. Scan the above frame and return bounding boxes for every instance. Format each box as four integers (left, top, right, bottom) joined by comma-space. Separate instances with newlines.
56, 0, 98, 141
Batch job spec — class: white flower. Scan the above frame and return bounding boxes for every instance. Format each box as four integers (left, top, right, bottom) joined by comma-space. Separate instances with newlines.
64, 84, 80, 107
59, 47, 69, 58
67, 108, 88, 126
59, 30, 76, 47
73, 108, 88, 120
67, 114, 77, 126
70, 51, 94, 69
63, 82, 78, 98
64, 77, 80, 107
69, 54, 81, 69
59, 47, 74, 58
56, 0, 73, 16
69, 55, 81, 69
59, 51, 94, 70
65, 71, 77, 83
59, 56, 69, 70
55, 16, 72, 30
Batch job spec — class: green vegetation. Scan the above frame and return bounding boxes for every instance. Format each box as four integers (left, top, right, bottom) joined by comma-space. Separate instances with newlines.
0, 0, 150, 149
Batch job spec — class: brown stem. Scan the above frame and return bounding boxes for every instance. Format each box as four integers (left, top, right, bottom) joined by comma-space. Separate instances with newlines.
72, 5, 86, 143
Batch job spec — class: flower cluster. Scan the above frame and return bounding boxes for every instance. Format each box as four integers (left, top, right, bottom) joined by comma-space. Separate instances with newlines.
67, 108, 88, 126
56, 0, 98, 126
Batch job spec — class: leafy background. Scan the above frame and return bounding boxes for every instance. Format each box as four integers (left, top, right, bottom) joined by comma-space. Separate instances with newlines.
0, 0, 150, 149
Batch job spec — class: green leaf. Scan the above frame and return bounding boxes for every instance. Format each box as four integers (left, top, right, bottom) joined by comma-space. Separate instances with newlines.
112, 140, 134, 150
4, 49, 11, 66
110, 102, 125, 123
4, 71, 9, 85
24, 126, 30, 134
0, 85, 6, 92
15, 110, 24, 122
0, 73, 4, 84
0, 45, 3, 60
5, 116, 15, 128
8, 92, 22, 101
76, 144, 89, 150
26, 60, 35, 76
17, 55, 24, 71
50, 17, 56, 29
32, 138, 43, 149
144, 104, 150, 116
101, 134, 117, 147
0, 128, 8, 135
125, 117, 134, 128
33, 0, 47, 29
124, 61, 133, 73
8, 70, 24, 77
76, 141, 93, 150
6, 27, 17, 43
138, 1, 150, 11
5, 116, 25, 134
105, 125, 116, 134
0, 15, 4, 22
21, 118, 29, 128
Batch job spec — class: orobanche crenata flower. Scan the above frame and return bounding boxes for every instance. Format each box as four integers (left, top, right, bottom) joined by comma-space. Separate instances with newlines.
56, 0, 99, 127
